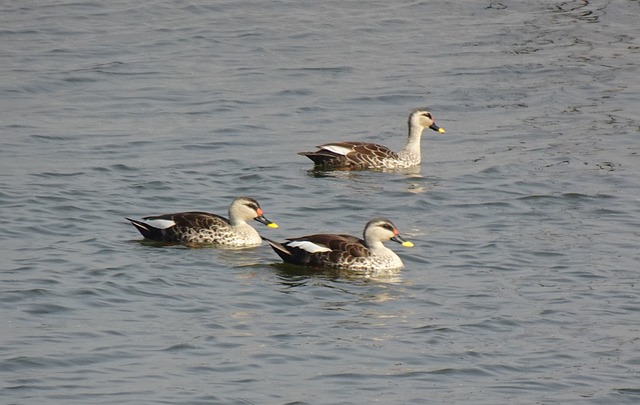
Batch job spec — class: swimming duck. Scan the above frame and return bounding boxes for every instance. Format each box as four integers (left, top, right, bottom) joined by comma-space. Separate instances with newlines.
263, 218, 414, 275
299, 108, 445, 170
126, 196, 278, 247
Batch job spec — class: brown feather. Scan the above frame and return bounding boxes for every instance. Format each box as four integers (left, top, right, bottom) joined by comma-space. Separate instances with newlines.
299, 141, 398, 169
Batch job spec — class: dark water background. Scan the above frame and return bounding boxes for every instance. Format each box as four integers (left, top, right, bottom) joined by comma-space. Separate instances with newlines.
1, 1, 639, 404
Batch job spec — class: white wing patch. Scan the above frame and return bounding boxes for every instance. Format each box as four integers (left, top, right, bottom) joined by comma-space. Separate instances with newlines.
320, 144, 353, 156
287, 240, 332, 253
145, 219, 176, 229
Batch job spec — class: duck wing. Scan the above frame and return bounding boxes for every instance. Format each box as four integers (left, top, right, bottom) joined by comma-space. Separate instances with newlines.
148, 212, 230, 229
299, 142, 398, 169
128, 212, 230, 242
265, 233, 370, 268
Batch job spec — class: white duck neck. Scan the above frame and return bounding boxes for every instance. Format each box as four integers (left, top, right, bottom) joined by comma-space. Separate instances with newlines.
399, 123, 425, 160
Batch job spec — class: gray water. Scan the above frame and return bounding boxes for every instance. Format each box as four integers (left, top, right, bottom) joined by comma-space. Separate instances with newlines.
2, 0, 639, 404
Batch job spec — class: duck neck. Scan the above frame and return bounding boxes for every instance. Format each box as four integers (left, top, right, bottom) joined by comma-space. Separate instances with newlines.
365, 239, 386, 252
399, 124, 424, 161
228, 211, 245, 227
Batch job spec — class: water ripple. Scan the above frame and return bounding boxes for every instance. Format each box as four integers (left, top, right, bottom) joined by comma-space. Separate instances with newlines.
2, 1, 639, 404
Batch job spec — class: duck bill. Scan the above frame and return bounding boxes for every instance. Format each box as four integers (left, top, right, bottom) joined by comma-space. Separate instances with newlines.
255, 215, 279, 229
429, 122, 446, 134
391, 234, 414, 248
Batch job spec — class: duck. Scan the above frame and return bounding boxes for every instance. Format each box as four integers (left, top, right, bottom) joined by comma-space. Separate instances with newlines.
126, 196, 278, 247
263, 218, 414, 275
298, 108, 445, 170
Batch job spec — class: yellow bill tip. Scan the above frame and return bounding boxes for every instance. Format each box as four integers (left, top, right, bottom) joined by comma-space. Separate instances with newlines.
438, 127, 446, 134
267, 222, 279, 229
402, 241, 414, 248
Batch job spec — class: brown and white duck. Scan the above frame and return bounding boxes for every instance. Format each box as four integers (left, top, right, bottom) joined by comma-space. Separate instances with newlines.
263, 218, 414, 275
126, 196, 278, 247
299, 108, 445, 170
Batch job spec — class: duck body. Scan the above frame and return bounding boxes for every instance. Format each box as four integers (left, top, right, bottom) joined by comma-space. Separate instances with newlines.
299, 108, 445, 170
300, 142, 403, 170
126, 197, 278, 248
264, 218, 413, 275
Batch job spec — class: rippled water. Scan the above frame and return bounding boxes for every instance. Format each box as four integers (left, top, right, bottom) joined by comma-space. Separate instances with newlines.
2, 0, 639, 404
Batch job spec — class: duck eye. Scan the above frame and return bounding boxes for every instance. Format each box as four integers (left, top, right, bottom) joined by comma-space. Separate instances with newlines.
423, 112, 432, 119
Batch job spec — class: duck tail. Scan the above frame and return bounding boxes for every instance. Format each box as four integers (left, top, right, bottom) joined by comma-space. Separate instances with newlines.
298, 151, 339, 166
262, 237, 295, 262
126, 218, 164, 240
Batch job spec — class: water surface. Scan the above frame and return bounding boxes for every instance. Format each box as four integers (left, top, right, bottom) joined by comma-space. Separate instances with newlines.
1, 1, 639, 404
